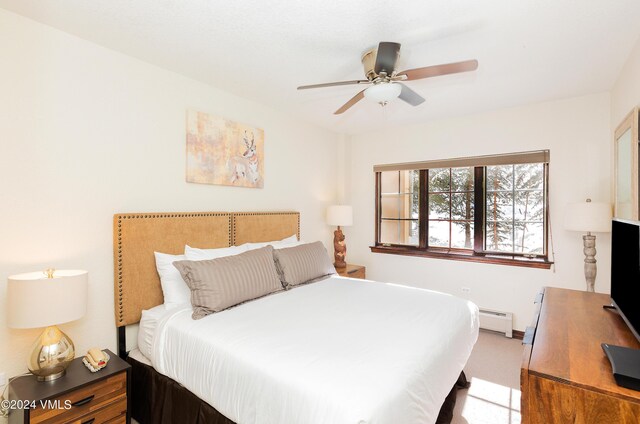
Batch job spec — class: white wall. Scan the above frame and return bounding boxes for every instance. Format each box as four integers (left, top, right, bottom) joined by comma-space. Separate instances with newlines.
0, 8, 340, 385
344, 93, 612, 331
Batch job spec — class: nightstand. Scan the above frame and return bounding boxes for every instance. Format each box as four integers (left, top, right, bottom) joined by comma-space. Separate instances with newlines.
8, 349, 130, 424
336, 264, 366, 279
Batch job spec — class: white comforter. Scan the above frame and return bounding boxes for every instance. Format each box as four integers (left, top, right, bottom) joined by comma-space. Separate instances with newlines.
151, 277, 479, 424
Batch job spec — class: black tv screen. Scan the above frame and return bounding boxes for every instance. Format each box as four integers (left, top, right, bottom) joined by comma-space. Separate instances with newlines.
611, 219, 640, 342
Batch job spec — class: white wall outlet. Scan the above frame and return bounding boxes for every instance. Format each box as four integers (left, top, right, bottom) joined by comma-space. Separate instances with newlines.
461, 287, 471, 294
0, 371, 6, 387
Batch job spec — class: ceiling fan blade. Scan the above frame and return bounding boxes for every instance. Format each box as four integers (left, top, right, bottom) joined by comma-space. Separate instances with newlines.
400, 59, 478, 81
374, 42, 401, 75
398, 83, 426, 106
334, 89, 366, 115
297, 80, 370, 90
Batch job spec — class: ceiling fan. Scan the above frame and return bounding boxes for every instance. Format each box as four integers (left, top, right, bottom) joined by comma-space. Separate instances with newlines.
297, 41, 478, 115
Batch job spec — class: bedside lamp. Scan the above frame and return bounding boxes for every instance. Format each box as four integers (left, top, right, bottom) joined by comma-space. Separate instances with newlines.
564, 199, 612, 292
327, 205, 353, 268
7, 269, 88, 381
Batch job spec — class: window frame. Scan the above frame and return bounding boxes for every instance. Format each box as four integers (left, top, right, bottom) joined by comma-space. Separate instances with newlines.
372, 158, 552, 270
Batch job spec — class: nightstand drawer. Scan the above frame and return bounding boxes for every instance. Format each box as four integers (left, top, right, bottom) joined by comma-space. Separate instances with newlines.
105, 414, 127, 424
337, 264, 366, 279
345, 268, 365, 279
70, 397, 127, 424
30, 372, 126, 424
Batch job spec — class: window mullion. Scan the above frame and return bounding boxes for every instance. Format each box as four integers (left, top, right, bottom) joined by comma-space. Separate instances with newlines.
473, 167, 484, 254
448, 168, 453, 249
544, 163, 549, 256
512, 165, 516, 253
375, 172, 381, 245
419, 170, 428, 249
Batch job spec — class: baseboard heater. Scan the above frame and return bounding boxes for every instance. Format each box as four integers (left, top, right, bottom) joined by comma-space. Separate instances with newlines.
479, 308, 513, 338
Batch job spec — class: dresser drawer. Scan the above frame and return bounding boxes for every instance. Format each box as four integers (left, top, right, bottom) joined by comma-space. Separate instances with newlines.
30, 372, 126, 424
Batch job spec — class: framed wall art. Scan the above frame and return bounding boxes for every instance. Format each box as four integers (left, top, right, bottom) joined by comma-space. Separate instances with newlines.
186, 110, 264, 188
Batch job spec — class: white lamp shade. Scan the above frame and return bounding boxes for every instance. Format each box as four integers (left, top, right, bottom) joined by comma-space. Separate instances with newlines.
7, 270, 88, 329
564, 200, 612, 233
327, 205, 353, 226
364, 83, 402, 103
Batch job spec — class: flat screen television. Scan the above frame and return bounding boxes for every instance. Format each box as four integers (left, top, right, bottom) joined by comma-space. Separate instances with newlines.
610, 218, 640, 342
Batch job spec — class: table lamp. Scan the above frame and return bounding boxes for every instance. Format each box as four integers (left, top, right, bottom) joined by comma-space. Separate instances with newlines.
564, 199, 612, 292
327, 205, 353, 268
7, 269, 88, 381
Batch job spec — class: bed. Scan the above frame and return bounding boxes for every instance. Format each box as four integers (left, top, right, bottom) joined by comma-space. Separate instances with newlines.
113, 211, 479, 424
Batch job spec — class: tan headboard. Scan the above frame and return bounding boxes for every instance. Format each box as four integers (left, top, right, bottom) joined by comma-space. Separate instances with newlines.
233, 211, 300, 245
113, 211, 300, 327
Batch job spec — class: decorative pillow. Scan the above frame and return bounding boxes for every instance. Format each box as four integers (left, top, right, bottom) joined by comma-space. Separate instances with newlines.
240, 234, 299, 250
272, 241, 336, 288
154, 252, 191, 309
173, 246, 283, 319
184, 244, 247, 261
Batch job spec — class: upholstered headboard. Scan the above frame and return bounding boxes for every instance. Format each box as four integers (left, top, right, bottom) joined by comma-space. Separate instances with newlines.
232, 212, 300, 245
113, 211, 300, 330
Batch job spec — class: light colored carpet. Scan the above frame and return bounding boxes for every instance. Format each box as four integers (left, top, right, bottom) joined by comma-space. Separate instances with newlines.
133, 330, 523, 424
453, 330, 524, 424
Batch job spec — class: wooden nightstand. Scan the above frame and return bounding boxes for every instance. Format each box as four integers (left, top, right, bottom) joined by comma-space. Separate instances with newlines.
8, 349, 130, 424
336, 264, 366, 279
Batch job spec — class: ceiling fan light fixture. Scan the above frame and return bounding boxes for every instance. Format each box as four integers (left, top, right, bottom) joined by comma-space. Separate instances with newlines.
364, 83, 402, 104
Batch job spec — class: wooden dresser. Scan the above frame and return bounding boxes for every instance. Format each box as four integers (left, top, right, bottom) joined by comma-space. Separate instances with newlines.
9, 349, 130, 424
521, 287, 640, 423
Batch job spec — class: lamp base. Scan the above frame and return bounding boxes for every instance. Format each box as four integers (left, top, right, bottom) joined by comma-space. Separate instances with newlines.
36, 370, 66, 382
28, 326, 75, 382
333, 226, 347, 269
583, 234, 597, 293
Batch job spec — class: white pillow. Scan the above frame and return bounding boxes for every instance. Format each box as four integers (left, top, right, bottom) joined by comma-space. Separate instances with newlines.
184, 245, 247, 261
138, 304, 168, 360
241, 234, 300, 250
154, 251, 191, 309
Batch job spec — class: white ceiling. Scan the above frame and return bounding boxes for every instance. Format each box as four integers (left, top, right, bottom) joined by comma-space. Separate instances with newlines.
3, 0, 640, 135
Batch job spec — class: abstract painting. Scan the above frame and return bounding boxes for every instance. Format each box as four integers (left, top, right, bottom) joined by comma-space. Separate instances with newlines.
186, 110, 264, 188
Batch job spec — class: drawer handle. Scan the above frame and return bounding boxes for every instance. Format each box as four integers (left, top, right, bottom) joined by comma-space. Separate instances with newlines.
71, 395, 95, 407
82, 419, 95, 424
347, 269, 358, 274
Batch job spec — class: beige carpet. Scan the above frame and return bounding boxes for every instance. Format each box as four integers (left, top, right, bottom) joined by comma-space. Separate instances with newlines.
453, 330, 524, 424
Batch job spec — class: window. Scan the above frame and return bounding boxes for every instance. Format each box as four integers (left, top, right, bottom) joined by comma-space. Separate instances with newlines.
372, 151, 551, 269
427, 167, 475, 249
379, 170, 419, 246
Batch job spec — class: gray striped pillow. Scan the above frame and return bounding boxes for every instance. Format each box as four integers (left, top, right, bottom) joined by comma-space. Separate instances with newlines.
173, 245, 283, 319
273, 241, 336, 288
